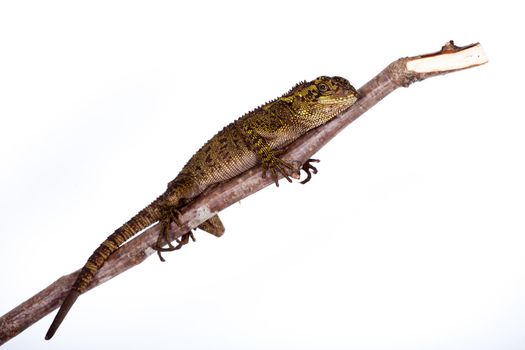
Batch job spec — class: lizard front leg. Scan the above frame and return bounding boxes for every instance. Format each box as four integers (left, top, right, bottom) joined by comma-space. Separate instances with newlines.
237, 119, 296, 186
260, 148, 296, 186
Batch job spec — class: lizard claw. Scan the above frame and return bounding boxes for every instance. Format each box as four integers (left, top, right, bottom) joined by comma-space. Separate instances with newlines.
261, 152, 295, 187
299, 159, 320, 184
155, 207, 184, 262
154, 232, 196, 261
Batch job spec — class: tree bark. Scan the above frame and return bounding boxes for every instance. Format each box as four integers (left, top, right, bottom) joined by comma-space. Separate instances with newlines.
0, 41, 487, 345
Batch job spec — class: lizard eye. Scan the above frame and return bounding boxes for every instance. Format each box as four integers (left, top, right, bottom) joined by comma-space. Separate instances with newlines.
317, 83, 329, 93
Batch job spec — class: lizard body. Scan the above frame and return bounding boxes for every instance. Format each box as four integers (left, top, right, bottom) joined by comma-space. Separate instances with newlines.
45, 76, 358, 339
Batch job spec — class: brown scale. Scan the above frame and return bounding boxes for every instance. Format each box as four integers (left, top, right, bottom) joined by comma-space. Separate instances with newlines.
45, 75, 359, 340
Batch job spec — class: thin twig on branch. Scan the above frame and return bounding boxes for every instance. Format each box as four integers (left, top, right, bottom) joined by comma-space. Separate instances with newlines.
0, 40, 487, 345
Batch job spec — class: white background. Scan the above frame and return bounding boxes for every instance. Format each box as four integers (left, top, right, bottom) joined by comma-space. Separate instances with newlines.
1, 1, 523, 349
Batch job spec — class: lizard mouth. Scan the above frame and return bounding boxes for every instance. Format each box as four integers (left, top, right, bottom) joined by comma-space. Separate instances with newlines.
318, 94, 358, 105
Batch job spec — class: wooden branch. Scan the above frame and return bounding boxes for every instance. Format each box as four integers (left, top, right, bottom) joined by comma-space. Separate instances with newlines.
0, 41, 487, 345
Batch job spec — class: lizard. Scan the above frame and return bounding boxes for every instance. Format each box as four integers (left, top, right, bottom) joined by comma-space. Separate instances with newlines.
45, 75, 359, 340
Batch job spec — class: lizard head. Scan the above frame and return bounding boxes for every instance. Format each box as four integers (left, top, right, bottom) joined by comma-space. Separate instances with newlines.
281, 76, 359, 124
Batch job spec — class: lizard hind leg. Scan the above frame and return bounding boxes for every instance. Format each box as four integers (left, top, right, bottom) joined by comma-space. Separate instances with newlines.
155, 231, 196, 255
197, 214, 225, 237
154, 215, 225, 261
155, 206, 183, 262
154, 176, 205, 261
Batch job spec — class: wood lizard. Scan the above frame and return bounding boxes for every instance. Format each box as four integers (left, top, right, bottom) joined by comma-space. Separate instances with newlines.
45, 75, 358, 339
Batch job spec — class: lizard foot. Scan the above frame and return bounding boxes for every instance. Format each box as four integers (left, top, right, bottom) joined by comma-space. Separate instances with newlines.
261, 150, 295, 187
155, 207, 183, 262
155, 232, 196, 252
300, 159, 320, 184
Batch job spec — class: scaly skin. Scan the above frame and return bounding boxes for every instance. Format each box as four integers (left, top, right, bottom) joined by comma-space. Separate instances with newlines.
45, 76, 358, 340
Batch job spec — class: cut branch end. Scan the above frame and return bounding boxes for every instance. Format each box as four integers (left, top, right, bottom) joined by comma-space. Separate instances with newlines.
407, 41, 488, 74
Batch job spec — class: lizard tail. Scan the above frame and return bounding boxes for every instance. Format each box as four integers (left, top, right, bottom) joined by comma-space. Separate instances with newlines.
45, 195, 165, 340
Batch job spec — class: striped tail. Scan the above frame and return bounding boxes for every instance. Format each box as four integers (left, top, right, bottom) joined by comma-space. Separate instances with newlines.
45, 196, 164, 340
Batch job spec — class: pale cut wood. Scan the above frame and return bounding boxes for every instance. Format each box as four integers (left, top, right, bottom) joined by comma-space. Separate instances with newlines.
407, 42, 487, 73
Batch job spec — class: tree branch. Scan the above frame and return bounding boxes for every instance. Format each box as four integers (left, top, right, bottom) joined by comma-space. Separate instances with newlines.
0, 41, 487, 345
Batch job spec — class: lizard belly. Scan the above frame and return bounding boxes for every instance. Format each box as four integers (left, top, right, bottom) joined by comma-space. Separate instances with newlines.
177, 125, 258, 188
